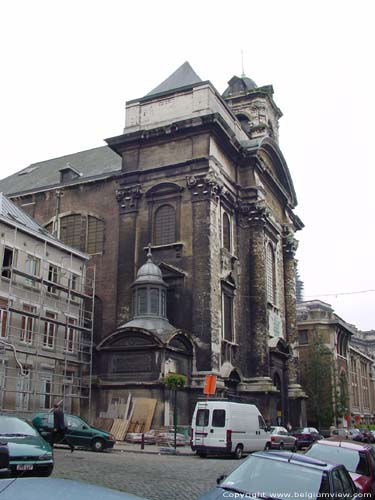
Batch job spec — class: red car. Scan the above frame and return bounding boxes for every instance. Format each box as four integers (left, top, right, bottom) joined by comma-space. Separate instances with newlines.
291, 427, 323, 449
305, 439, 375, 496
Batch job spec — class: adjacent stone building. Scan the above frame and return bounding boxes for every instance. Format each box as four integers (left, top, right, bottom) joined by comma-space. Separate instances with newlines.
297, 300, 375, 426
0, 62, 305, 426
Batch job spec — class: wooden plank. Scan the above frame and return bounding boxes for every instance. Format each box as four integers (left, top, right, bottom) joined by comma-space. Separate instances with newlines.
110, 418, 131, 441
130, 398, 157, 433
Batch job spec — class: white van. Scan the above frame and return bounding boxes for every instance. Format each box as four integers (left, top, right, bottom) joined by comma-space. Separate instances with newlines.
190, 400, 270, 458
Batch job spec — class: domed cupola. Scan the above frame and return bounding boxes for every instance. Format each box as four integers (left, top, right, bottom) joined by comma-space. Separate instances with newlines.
132, 245, 168, 320
222, 75, 257, 98
119, 246, 175, 334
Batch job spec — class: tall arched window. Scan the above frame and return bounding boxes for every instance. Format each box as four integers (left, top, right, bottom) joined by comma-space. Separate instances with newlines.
223, 213, 231, 252
154, 205, 176, 245
49, 213, 105, 255
266, 243, 276, 304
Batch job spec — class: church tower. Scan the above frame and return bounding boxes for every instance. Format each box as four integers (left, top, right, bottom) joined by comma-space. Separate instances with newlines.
222, 75, 282, 143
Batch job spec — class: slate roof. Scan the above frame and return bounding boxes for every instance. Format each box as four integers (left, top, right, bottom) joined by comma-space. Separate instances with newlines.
146, 61, 202, 97
0, 146, 121, 197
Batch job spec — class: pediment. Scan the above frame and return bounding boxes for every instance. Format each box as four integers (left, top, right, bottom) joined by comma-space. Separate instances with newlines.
97, 330, 160, 350
159, 262, 186, 280
168, 334, 193, 354
145, 182, 183, 198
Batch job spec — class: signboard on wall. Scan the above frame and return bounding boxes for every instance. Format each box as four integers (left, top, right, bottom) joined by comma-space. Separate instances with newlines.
203, 374, 217, 395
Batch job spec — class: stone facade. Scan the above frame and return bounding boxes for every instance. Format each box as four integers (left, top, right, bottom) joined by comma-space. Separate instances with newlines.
0, 63, 306, 427
297, 300, 375, 426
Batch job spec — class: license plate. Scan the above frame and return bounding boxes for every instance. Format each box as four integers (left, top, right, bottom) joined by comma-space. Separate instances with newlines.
16, 464, 34, 471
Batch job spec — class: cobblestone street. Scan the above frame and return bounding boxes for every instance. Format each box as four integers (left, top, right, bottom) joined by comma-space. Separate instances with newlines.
51, 447, 238, 500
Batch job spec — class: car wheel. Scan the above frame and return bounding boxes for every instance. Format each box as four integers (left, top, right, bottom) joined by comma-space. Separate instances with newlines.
292, 443, 297, 452
279, 442, 284, 451
91, 438, 105, 452
197, 452, 207, 458
264, 442, 271, 451
234, 445, 243, 459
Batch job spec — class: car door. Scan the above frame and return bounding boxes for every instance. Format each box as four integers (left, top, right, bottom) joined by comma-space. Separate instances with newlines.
194, 406, 209, 448
65, 415, 91, 447
37, 413, 54, 443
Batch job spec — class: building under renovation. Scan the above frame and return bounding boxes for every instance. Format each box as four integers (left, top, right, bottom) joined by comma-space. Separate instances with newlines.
0, 194, 95, 417
0, 62, 306, 427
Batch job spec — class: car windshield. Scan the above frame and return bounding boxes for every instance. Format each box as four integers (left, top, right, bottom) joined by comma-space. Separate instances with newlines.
306, 444, 369, 476
0, 416, 38, 437
221, 455, 326, 500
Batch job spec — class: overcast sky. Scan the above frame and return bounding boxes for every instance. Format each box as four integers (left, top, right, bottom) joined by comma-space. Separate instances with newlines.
1, 0, 374, 330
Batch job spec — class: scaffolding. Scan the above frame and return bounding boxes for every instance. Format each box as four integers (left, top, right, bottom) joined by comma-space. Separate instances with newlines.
0, 236, 95, 421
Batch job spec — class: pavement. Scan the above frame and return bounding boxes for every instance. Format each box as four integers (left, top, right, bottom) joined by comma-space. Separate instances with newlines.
52, 445, 238, 500
114, 440, 194, 456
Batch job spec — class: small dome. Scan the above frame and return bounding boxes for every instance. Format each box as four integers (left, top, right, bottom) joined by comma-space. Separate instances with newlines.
222, 75, 257, 98
133, 247, 166, 286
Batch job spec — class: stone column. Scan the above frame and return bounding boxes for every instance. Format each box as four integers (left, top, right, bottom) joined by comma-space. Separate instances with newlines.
115, 185, 142, 325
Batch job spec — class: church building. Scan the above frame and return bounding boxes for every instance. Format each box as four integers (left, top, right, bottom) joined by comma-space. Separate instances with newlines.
0, 62, 306, 427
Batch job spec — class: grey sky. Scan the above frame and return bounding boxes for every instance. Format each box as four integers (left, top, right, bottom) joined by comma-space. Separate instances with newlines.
1, 0, 374, 330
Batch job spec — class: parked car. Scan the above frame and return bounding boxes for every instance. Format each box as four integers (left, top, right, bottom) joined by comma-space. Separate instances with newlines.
305, 439, 375, 496
291, 427, 323, 449
349, 428, 366, 442
198, 450, 360, 500
0, 415, 53, 477
361, 429, 375, 444
267, 426, 297, 451
0, 478, 148, 499
32, 412, 115, 452
331, 428, 350, 439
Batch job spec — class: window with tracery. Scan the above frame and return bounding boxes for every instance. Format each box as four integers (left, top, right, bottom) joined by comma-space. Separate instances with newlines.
154, 205, 176, 245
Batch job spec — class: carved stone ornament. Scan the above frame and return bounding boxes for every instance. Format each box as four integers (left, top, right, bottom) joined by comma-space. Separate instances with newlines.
247, 201, 271, 223
186, 170, 223, 201
116, 185, 143, 213
282, 225, 299, 255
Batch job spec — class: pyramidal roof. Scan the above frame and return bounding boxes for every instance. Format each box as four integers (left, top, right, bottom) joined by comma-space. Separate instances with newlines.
146, 61, 202, 97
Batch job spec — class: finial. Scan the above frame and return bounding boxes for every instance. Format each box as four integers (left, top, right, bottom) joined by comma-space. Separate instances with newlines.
241, 49, 246, 78
147, 243, 152, 261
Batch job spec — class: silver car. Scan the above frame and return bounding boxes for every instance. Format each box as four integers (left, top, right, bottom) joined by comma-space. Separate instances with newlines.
267, 426, 297, 451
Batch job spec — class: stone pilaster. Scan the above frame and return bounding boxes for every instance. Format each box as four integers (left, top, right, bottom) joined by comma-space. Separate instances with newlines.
247, 202, 270, 379
115, 185, 143, 325
187, 171, 222, 373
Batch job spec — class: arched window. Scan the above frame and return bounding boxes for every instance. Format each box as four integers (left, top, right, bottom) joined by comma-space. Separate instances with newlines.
266, 243, 276, 304
223, 213, 231, 252
53, 214, 105, 255
154, 205, 176, 245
